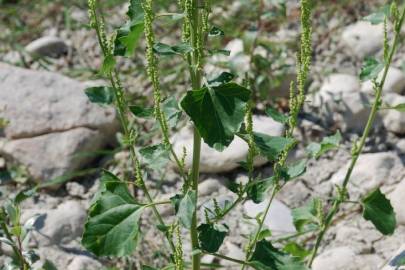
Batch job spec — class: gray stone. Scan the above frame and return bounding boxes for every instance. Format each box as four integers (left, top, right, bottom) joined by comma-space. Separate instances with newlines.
0, 63, 119, 182
25, 36, 68, 58
389, 179, 405, 226
330, 152, 401, 197
67, 255, 102, 270
243, 199, 296, 235
312, 247, 383, 270
172, 115, 284, 173
341, 21, 384, 58
0, 63, 117, 140
382, 93, 405, 135
199, 178, 222, 197
362, 68, 405, 95
22, 200, 86, 246
320, 74, 360, 94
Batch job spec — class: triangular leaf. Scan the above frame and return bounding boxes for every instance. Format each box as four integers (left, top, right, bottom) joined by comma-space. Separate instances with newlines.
361, 188, 396, 235
249, 240, 309, 270
180, 83, 251, 151
247, 177, 274, 204
291, 198, 322, 232
306, 131, 342, 159
177, 190, 197, 229
84, 86, 115, 105
249, 132, 296, 161
359, 57, 384, 82
197, 223, 228, 253
114, 0, 144, 57
265, 107, 289, 124
82, 180, 144, 256
139, 144, 170, 170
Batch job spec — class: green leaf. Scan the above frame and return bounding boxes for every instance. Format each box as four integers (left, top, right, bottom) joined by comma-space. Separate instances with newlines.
206, 48, 231, 56
280, 159, 307, 181
257, 228, 272, 241
250, 132, 296, 161
142, 266, 158, 270
209, 26, 225, 37
306, 131, 342, 159
41, 260, 58, 270
101, 54, 116, 75
82, 180, 144, 256
249, 240, 309, 270
180, 83, 251, 151
153, 42, 193, 56
363, 5, 390, 25
139, 144, 170, 170
208, 72, 235, 86
129, 105, 154, 118
14, 188, 36, 204
247, 177, 274, 204
283, 242, 311, 261
114, 0, 144, 56
361, 188, 396, 235
390, 103, 405, 112
197, 223, 228, 253
176, 190, 196, 229
84, 86, 115, 105
162, 96, 182, 128
291, 198, 322, 232
359, 57, 384, 81
265, 107, 289, 124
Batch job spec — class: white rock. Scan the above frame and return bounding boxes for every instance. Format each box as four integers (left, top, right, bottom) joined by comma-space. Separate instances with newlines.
0, 63, 118, 140
361, 68, 405, 95
199, 178, 222, 197
330, 152, 401, 196
312, 247, 383, 270
312, 73, 372, 132
223, 242, 245, 266
0, 128, 106, 182
243, 199, 296, 235
67, 256, 102, 270
66, 182, 86, 198
172, 115, 284, 173
320, 74, 360, 94
22, 200, 86, 246
382, 244, 405, 270
0, 63, 119, 182
382, 93, 405, 134
25, 36, 68, 58
389, 180, 405, 226
341, 21, 384, 58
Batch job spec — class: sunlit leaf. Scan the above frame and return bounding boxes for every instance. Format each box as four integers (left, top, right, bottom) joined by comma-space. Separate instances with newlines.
361, 188, 396, 235
84, 86, 115, 105
359, 57, 384, 82
181, 83, 251, 151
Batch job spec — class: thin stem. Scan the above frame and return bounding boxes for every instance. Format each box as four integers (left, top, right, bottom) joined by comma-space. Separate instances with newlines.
89, 3, 176, 254
241, 186, 278, 270
189, 1, 203, 269
0, 222, 28, 270
307, 7, 405, 267
209, 253, 250, 266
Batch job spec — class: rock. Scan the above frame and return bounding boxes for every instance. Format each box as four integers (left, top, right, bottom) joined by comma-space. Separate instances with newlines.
25, 36, 68, 58
0, 63, 119, 182
341, 21, 383, 58
199, 178, 222, 197
172, 115, 284, 173
66, 181, 86, 198
362, 67, 405, 95
0, 128, 106, 181
397, 139, 405, 154
67, 255, 102, 270
0, 64, 117, 139
382, 244, 405, 270
312, 74, 371, 132
389, 179, 405, 226
382, 93, 405, 135
22, 200, 86, 246
312, 247, 383, 270
330, 152, 401, 197
320, 74, 360, 94
34, 246, 101, 270
223, 242, 245, 266
243, 199, 296, 235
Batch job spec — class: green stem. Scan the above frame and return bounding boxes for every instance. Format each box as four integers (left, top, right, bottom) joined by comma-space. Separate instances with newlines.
209, 253, 250, 266
307, 7, 405, 267
90, 5, 176, 254
0, 222, 28, 270
189, 1, 203, 269
241, 186, 278, 270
